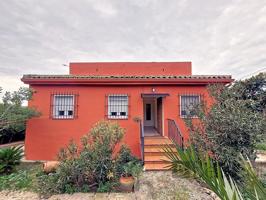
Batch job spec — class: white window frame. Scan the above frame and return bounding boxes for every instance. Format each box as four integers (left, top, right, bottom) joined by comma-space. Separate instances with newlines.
180, 95, 200, 118
53, 95, 75, 119
108, 94, 129, 119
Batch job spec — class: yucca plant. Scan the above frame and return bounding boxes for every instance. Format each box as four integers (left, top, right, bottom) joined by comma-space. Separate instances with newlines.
164, 142, 266, 200
0, 145, 24, 174
164, 143, 243, 200
240, 156, 266, 199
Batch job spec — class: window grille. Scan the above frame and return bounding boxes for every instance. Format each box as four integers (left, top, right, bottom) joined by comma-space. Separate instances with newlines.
50, 92, 78, 119
178, 94, 202, 118
106, 94, 129, 119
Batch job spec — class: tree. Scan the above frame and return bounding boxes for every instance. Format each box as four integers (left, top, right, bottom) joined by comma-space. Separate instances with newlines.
0, 87, 39, 143
185, 73, 266, 181
228, 73, 266, 113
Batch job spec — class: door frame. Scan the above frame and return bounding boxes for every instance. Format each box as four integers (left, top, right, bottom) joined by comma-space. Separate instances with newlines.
143, 98, 156, 127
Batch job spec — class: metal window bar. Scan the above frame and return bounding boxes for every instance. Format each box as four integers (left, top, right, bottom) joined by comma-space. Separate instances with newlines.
50, 92, 78, 119
106, 94, 129, 119
178, 93, 204, 117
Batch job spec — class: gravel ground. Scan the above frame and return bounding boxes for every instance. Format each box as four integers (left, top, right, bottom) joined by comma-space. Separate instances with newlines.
0, 171, 217, 200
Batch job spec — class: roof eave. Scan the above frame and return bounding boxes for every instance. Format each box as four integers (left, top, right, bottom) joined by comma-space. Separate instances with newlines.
21, 78, 234, 85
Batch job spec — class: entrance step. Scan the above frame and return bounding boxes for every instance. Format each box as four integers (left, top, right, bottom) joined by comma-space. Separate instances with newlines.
144, 137, 174, 145
143, 136, 175, 171
144, 146, 176, 153
144, 162, 171, 171
144, 155, 170, 162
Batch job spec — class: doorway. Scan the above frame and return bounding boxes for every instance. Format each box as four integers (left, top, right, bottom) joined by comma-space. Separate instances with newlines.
144, 100, 155, 127
143, 97, 163, 136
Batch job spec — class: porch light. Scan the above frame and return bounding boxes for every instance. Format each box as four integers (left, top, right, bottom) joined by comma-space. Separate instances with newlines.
152, 88, 156, 92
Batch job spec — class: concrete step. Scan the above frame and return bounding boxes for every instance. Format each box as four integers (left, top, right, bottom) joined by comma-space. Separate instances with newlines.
144, 155, 170, 162
144, 162, 171, 171
144, 151, 166, 156
144, 137, 173, 145
143, 136, 175, 170
144, 146, 177, 153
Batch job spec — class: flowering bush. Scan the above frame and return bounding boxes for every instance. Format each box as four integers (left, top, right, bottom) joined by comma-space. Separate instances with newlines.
37, 120, 142, 196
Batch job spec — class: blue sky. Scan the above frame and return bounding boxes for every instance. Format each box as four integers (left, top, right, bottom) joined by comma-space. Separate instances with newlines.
0, 0, 265, 92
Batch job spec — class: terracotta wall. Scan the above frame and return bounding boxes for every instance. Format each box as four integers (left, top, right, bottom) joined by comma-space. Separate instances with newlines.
69, 62, 192, 76
26, 84, 210, 161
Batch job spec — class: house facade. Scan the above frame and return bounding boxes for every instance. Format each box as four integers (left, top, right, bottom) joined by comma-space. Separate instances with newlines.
22, 62, 233, 169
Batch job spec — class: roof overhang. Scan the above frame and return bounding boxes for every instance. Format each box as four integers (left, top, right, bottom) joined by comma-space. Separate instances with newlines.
141, 93, 169, 98
21, 78, 233, 86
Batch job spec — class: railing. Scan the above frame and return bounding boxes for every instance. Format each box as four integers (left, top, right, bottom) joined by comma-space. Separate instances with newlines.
139, 120, 145, 164
167, 119, 184, 149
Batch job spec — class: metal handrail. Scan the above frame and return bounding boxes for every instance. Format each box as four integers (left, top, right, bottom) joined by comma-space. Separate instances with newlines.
167, 119, 184, 149
139, 120, 145, 164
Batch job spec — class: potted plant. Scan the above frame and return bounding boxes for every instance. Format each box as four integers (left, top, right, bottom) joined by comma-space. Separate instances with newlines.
119, 161, 142, 192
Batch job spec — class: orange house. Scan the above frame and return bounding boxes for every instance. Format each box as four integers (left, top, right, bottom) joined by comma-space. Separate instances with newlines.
22, 62, 233, 170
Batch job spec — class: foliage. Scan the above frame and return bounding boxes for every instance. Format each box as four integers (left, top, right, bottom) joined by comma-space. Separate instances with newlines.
229, 73, 266, 113
0, 162, 41, 191
80, 120, 124, 184
0, 87, 39, 143
240, 156, 266, 199
164, 143, 266, 200
115, 145, 140, 176
97, 181, 118, 193
184, 74, 266, 180
164, 144, 241, 200
37, 121, 142, 196
0, 170, 32, 191
121, 161, 142, 178
255, 143, 266, 151
0, 145, 24, 174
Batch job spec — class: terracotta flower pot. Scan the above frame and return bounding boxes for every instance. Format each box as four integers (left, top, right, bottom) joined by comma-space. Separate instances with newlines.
43, 161, 60, 173
119, 176, 135, 192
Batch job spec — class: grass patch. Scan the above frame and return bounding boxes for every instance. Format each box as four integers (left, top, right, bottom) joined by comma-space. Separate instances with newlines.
0, 162, 41, 191
256, 143, 266, 151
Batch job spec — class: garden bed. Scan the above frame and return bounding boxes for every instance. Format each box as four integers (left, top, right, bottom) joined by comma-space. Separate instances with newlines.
0, 170, 216, 200
0, 162, 41, 191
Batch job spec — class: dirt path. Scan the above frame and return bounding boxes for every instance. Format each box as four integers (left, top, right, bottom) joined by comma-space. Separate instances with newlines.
0, 171, 216, 200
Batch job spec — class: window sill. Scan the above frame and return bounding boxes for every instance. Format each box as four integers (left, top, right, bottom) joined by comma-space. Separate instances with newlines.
107, 117, 129, 120
180, 116, 199, 119
51, 117, 76, 120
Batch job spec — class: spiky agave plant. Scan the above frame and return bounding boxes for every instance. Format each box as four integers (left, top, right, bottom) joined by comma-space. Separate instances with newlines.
164, 143, 251, 200
240, 155, 266, 199
0, 145, 24, 174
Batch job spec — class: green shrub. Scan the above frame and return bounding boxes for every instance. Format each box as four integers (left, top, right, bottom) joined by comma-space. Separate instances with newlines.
0, 162, 41, 191
255, 143, 266, 151
115, 145, 140, 176
0, 145, 24, 174
97, 181, 118, 193
37, 121, 127, 195
0, 170, 31, 191
121, 161, 142, 178
185, 82, 265, 181
0, 87, 40, 141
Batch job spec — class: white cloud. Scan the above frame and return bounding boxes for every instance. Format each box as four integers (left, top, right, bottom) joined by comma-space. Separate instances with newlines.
0, 0, 265, 94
